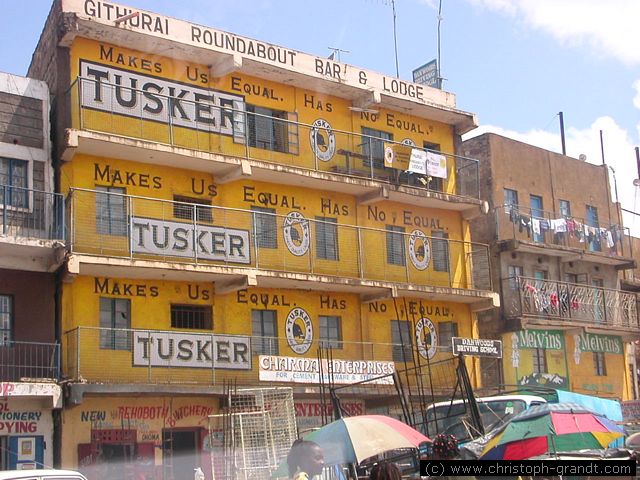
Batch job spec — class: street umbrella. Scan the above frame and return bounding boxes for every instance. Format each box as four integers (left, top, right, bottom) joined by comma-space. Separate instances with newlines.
480, 402, 625, 460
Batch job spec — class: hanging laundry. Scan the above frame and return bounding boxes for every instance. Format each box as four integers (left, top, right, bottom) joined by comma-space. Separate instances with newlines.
540, 219, 550, 231
566, 218, 576, 236
554, 218, 567, 233
606, 230, 614, 248
532, 218, 541, 236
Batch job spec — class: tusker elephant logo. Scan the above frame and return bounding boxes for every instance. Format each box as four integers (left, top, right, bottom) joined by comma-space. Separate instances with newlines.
408, 229, 430, 270
415, 317, 438, 360
286, 307, 313, 355
283, 211, 310, 256
310, 119, 336, 162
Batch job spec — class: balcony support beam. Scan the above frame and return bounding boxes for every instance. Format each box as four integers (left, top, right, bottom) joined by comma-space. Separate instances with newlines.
209, 54, 243, 78
352, 90, 382, 110
215, 273, 257, 295
357, 186, 389, 205
216, 160, 252, 184
360, 287, 397, 304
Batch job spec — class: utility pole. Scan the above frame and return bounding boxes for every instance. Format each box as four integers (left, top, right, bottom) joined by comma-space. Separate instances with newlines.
558, 112, 566, 156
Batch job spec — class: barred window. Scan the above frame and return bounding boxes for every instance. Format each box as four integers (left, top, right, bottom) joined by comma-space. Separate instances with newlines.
391, 320, 412, 362
252, 310, 278, 355
320, 315, 342, 349
247, 105, 290, 153
386, 225, 406, 266
361, 127, 392, 169
432, 231, 449, 272
171, 305, 212, 330
100, 297, 131, 350
315, 217, 338, 260
0, 158, 28, 208
96, 186, 127, 236
438, 321, 458, 351
0, 295, 13, 345
532, 348, 547, 374
594, 352, 607, 376
252, 206, 277, 249
173, 195, 213, 223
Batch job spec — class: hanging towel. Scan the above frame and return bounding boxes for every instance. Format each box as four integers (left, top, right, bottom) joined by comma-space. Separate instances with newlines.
606, 230, 615, 248
532, 218, 541, 236
554, 218, 567, 233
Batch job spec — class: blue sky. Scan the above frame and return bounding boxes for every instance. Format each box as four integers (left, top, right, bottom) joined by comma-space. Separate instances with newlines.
2, 0, 639, 233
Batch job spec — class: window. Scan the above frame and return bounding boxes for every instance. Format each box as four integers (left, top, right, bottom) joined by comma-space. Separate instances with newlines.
319, 315, 342, 349
315, 217, 338, 260
586, 205, 600, 252
508, 265, 523, 290
0, 295, 13, 345
361, 127, 393, 169
504, 188, 518, 208
171, 305, 212, 330
252, 310, 278, 355
173, 195, 212, 223
252, 206, 277, 249
0, 157, 28, 207
594, 352, 607, 376
391, 320, 413, 362
532, 348, 547, 374
386, 225, 406, 266
530, 194, 544, 243
96, 186, 127, 236
99, 297, 131, 350
438, 322, 458, 351
565, 273, 587, 284
432, 231, 450, 272
247, 105, 290, 153
423, 142, 443, 191
559, 200, 571, 218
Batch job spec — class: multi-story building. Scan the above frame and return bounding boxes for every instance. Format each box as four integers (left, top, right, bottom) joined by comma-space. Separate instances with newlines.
463, 133, 639, 400
0, 72, 64, 469
29, 1, 497, 476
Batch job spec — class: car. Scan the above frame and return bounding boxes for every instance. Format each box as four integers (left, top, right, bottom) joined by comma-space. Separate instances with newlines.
0, 470, 88, 480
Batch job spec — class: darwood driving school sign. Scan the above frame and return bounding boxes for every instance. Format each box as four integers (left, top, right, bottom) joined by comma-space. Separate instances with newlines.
452, 337, 503, 358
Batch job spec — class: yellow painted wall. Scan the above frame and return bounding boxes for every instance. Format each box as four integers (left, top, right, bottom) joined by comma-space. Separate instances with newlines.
61, 396, 219, 468
69, 38, 458, 189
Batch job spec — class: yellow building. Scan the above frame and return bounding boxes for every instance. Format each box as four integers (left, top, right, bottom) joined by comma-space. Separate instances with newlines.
30, 1, 498, 477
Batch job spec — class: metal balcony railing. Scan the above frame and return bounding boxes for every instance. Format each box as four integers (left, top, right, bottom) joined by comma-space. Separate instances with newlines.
0, 340, 60, 381
1, 185, 65, 241
503, 275, 639, 329
68, 77, 481, 200
64, 326, 458, 387
67, 188, 492, 291
495, 204, 632, 258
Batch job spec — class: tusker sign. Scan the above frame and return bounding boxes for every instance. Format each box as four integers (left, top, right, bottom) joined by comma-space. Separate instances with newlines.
133, 331, 251, 370
131, 217, 251, 264
80, 60, 246, 139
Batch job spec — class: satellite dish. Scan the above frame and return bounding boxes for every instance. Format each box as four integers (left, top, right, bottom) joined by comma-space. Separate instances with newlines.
634, 179, 640, 187
578, 154, 587, 161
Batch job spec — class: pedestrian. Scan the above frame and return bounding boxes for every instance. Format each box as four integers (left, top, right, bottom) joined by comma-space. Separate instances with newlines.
369, 461, 402, 480
287, 439, 325, 480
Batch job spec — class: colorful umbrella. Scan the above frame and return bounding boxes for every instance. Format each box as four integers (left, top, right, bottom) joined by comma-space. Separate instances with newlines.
481, 403, 625, 460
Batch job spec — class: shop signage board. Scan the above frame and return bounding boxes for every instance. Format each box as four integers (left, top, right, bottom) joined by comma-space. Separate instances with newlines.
451, 337, 502, 358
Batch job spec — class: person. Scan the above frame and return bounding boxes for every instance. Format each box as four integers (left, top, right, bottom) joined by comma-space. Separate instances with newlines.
287, 439, 325, 480
369, 461, 402, 480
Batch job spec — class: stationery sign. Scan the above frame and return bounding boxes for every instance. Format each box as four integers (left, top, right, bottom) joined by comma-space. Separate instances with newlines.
452, 337, 503, 358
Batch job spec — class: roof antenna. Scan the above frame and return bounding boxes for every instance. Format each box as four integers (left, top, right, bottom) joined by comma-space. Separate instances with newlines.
391, 0, 400, 78
327, 47, 349, 63
436, 0, 444, 88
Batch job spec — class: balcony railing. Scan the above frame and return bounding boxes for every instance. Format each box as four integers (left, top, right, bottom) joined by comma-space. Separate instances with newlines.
67, 188, 492, 291
64, 326, 458, 387
1, 185, 65, 241
68, 77, 481, 200
0, 340, 60, 381
495, 204, 632, 259
503, 275, 639, 329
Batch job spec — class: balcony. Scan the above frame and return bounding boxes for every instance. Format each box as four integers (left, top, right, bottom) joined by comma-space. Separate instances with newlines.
494, 204, 635, 268
66, 189, 496, 306
63, 78, 482, 214
0, 340, 60, 381
503, 276, 639, 334
0, 185, 65, 271
63, 326, 458, 391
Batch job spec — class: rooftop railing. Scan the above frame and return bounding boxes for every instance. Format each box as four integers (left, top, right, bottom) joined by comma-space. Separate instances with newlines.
502, 275, 639, 329
69, 77, 481, 200
67, 188, 492, 291
1, 185, 65, 241
494, 204, 632, 258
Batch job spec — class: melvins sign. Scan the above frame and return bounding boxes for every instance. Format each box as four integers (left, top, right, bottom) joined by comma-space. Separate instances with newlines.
80, 60, 245, 140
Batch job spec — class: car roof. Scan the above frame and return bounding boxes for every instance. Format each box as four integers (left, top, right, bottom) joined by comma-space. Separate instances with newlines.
0, 470, 87, 480
427, 394, 547, 409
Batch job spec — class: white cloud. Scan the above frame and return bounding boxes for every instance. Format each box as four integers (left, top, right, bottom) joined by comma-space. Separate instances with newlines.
466, 0, 640, 66
464, 117, 640, 236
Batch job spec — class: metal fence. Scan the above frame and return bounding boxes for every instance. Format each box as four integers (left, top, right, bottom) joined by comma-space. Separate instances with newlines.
69, 77, 481, 199
63, 326, 461, 388
67, 188, 492, 290
1, 185, 65, 240
0, 340, 60, 381
495, 204, 633, 258
502, 275, 639, 329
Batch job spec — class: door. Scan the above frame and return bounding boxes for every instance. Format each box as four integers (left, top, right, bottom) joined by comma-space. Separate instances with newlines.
586, 205, 600, 251
530, 195, 544, 243
8, 436, 44, 470
163, 428, 199, 480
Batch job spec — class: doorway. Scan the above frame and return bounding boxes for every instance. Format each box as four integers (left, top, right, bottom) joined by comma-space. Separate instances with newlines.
163, 428, 200, 480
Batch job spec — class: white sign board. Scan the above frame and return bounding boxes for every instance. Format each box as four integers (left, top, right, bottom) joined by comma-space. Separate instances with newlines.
408, 148, 428, 174
258, 355, 395, 384
426, 152, 448, 179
